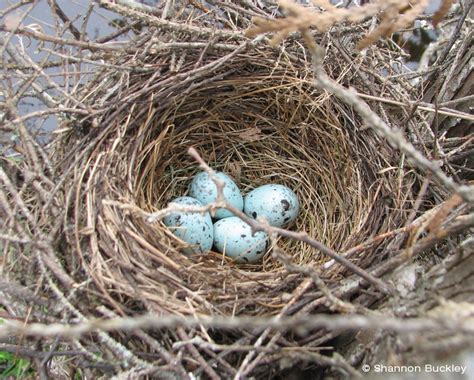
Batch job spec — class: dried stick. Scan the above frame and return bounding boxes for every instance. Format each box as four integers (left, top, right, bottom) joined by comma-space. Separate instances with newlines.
0, 34, 57, 108
235, 278, 313, 379
0, 25, 126, 52
177, 327, 220, 380
97, 0, 242, 40
47, 0, 81, 40
2, 312, 473, 340
98, 306, 190, 379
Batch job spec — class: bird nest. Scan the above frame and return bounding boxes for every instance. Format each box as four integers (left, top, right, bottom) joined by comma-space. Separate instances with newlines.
50, 39, 412, 319
42, 21, 418, 376
3, 1, 473, 378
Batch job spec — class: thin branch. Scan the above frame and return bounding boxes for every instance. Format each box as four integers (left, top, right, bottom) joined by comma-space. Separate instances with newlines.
0, 25, 127, 52
1, 312, 472, 340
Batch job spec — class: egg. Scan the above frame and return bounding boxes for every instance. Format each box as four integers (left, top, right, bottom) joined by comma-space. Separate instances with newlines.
244, 184, 299, 228
163, 196, 213, 254
189, 171, 244, 220
213, 217, 269, 263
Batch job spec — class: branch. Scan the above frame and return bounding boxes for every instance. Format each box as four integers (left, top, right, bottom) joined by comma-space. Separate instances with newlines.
1, 312, 472, 340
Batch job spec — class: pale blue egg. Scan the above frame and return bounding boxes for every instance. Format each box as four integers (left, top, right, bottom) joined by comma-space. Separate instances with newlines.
163, 196, 213, 254
189, 171, 244, 220
213, 217, 269, 263
244, 184, 299, 228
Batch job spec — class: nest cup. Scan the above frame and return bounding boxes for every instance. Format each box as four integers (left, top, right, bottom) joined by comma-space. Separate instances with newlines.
140, 76, 369, 266
103, 48, 408, 317
49, 22, 411, 324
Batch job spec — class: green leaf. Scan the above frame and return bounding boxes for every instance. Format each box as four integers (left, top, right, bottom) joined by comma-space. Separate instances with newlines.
0, 351, 32, 378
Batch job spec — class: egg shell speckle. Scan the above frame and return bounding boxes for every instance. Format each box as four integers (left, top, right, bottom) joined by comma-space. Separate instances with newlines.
163, 196, 213, 254
213, 217, 269, 263
244, 184, 299, 228
189, 171, 243, 220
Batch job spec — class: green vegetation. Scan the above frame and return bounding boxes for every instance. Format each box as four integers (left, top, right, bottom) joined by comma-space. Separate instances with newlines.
0, 351, 33, 378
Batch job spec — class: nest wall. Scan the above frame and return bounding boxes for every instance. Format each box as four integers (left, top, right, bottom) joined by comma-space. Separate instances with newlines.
54, 46, 413, 318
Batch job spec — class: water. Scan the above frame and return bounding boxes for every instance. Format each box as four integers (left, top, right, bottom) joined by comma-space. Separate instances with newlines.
328, 0, 441, 13
0, 0, 135, 147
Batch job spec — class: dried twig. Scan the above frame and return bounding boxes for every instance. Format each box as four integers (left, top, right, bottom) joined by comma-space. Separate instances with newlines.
2, 312, 472, 340
186, 147, 394, 295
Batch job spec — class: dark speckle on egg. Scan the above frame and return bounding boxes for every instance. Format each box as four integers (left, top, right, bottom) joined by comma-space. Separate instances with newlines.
252, 212, 257, 218
281, 199, 290, 211
243, 257, 249, 262
241, 234, 246, 238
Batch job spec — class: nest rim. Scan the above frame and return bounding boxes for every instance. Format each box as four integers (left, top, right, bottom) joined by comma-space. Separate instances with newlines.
48, 45, 415, 318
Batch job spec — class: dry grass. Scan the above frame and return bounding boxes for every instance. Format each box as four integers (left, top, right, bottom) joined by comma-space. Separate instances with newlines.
51, 41, 415, 319
137, 76, 374, 265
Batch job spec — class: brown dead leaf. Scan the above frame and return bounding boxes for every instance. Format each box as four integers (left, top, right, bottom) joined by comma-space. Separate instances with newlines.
227, 161, 242, 187
405, 192, 464, 256
426, 193, 463, 236
238, 127, 264, 142
432, 0, 454, 27
248, 0, 434, 50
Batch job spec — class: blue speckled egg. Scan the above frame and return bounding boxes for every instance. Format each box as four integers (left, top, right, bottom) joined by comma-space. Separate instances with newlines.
163, 196, 213, 254
244, 184, 299, 228
189, 171, 244, 220
213, 217, 269, 263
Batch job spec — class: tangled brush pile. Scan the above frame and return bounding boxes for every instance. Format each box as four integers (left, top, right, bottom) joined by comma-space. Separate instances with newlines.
1, 0, 473, 378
